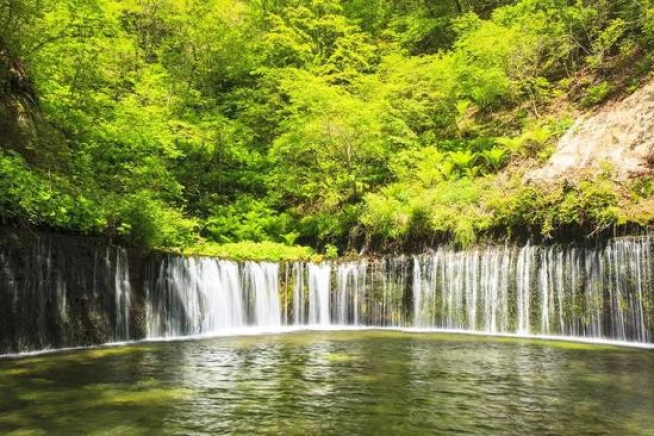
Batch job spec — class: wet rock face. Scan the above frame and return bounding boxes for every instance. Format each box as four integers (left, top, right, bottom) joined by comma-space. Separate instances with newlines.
0, 230, 140, 355
528, 81, 654, 182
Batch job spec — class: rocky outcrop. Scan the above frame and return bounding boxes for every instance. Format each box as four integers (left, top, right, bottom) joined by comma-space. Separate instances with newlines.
528, 80, 654, 182
0, 39, 65, 168
0, 39, 39, 150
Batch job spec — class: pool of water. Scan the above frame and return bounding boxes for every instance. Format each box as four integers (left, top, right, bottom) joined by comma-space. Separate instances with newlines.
1, 331, 653, 435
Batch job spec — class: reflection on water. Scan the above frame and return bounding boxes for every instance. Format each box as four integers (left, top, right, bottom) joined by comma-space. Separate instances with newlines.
1, 331, 653, 435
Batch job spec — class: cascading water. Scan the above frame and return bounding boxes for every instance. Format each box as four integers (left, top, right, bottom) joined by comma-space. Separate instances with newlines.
292, 262, 305, 325
334, 261, 367, 325
147, 257, 242, 337
288, 257, 409, 328
1, 232, 653, 354
145, 257, 284, 338
308, 263, 331, 325
114, 248, 131, 341
411, 238, 653, 342
0, 232, 133, 354
244, 262, 281, 327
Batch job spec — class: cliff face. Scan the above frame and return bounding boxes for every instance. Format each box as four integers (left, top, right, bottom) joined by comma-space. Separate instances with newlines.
528, 80, 654, 182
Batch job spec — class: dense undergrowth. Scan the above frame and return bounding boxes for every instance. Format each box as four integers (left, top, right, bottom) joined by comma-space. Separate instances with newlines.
1, 0, 653, 258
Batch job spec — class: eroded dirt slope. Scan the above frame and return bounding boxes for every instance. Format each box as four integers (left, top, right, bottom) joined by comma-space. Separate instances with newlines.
528, 80, 654, 182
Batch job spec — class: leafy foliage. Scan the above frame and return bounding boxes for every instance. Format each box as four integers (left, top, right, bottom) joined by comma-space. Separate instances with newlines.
1, 0, 653, 255
183, 241, 316, 262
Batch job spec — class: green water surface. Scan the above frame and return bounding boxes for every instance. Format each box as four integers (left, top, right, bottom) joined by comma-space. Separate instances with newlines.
1, 331, 653, 435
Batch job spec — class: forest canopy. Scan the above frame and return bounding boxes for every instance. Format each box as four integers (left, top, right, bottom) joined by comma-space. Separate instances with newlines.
1, 0, 653, 257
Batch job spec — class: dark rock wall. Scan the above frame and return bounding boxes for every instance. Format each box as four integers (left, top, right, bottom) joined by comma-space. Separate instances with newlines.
0, 230, 146, 354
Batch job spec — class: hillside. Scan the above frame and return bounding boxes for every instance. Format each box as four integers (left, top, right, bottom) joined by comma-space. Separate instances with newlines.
1, 0, 653, 257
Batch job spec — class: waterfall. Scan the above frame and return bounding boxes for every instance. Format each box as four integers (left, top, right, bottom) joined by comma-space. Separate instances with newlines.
1, 232, 653, 354
410, 237, 652, 342
308, 263, 331, 325
334, 261, 367, 325
114, 248, 131, 341
292, 262, 305, 325
147, 257, 242, 337
516, 245, 533, 334
244, 262, 281, 327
